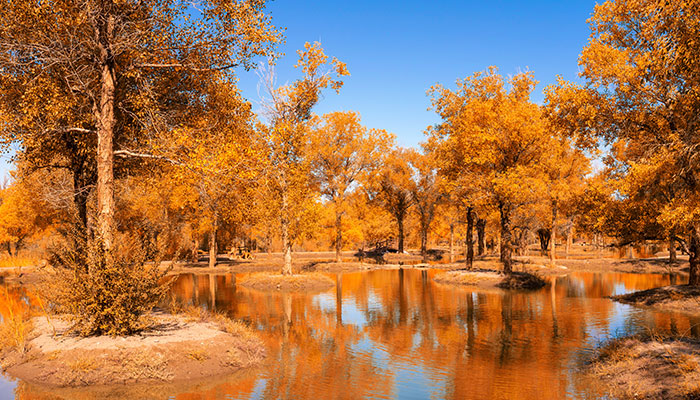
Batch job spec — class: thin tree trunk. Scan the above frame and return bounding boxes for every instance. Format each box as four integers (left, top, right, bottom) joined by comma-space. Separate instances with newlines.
420, 222, 428, 262
397, 216, 405, 253
566, 223, 572, 257
208, 217, 217, 269
550, 201, 557, 265
281, 190, 292, 275
449, 223, 454, 263
466, 207, 474, 270
477, 218, 486, 256
95, 7, 116, 252
499, 202, 513, 274
335, 209, 342, 263
689, 227, 700, 286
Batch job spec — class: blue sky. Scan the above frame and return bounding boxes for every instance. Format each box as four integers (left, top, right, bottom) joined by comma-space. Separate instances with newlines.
0, 0, 597, 180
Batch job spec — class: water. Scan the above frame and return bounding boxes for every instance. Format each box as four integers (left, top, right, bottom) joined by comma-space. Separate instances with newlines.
2, 269, 698, 399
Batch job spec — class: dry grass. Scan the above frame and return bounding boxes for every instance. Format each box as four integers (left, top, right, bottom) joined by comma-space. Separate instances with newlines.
186, 348, 210, 361
433, 270, 502, 286
588, 332, 700, 399
497, 271, 547, 290
238, 272, 335, 292
611, 285, 700, 314
176, 304, 259, 342
69, 357, 97, 372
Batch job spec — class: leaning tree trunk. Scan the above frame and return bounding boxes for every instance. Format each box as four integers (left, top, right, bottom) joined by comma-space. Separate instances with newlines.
397, 216, 405, 254
466, 207, 474, 269
550, 201, 558, 265
499, 202, 513, 274
335, 209, 343, 263
689, 227, 700, 286
208, 217, 218, 269
477, 218, 486, 256
96, 8, 116, 252
281, 190, 293, 275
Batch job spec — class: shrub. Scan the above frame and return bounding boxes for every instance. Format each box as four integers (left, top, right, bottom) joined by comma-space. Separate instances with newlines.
45, 232, 173, 336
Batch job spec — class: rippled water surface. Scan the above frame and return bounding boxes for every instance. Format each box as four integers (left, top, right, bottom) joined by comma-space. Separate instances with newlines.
2, 269, 699, 399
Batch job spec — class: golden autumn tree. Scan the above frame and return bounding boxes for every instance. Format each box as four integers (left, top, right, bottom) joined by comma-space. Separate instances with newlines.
429, 68, 549, 274
544, 0, 700, 283
310, 111, 393, 262
147, 78, 264, 269
0, 0, 281, 252
405, 149, 445, 262
0, 176, 57, 255
260, 42, 349, 275
540, 137, 589, 264
369, 148, 415, 253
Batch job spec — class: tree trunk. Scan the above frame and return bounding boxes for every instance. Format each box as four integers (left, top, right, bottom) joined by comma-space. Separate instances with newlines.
420, 222, 428, 262
208, 217, 217, 269
192, 236, 200, 262
449, 223, 454, 263
550, 201, 558, 265
477, 218, 486, 256
499, 202, 513, 274
397, 216, 405, 253
335, 209, 342, 263
95, 8, 116, 252
466, 207, 474, 270
689, 227, 700, 286
281, 190, 293, 275
566, 223, 572, 257
669, 231, 677, 263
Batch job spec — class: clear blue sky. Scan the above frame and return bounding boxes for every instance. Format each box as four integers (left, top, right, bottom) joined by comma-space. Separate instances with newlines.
0, 0, 597, 180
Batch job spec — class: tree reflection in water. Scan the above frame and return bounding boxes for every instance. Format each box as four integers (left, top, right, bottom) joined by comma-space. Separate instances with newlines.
8, 269, 700, 400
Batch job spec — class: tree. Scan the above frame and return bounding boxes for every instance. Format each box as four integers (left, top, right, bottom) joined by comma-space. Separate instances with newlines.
0, 0, 281, 252
545, 0, 700, 283
0, 176, 57, 255
260, 42, 349, 274
406, 149, 444, 262
371, 148, 414, 254
541, 137, 589, 264
310, 111, 393, 262
429, 68, 549, 274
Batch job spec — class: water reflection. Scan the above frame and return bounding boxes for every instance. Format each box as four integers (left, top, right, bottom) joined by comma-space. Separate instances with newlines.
5, 270, 700, 399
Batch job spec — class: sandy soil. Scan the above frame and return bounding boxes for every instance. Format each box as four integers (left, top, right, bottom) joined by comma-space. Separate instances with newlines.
433, 269, 504, 289
237, 272, 335, 292
586, 334, 700, 399
611, 285, 700, 315
0, 313, 265, 387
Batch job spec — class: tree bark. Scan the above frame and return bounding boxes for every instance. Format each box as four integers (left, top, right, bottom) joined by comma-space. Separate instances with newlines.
499, 202, 513, 274
669, 231, 677, 263
689, 227, 700, 286
477, 218, 486, 256
420, 223, 428, 262
397, 216, 405, 253
95, 6, 116, 252
466, 207, 474, 270
550, 201, 558, 265
335, 209, 342, 263
208, 217, 218, 269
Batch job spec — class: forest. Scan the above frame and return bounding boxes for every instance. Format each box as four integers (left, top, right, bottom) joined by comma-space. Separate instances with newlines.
0, 0, 699, 399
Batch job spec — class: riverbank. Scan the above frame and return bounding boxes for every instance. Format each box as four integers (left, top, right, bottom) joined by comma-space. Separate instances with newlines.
0, 312, 265, 387
611, 285, 700, 315
237, 272, 335, 292
586, 334, 700, 399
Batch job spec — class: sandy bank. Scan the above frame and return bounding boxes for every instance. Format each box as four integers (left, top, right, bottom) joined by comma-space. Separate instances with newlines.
0, 313, 265, 387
